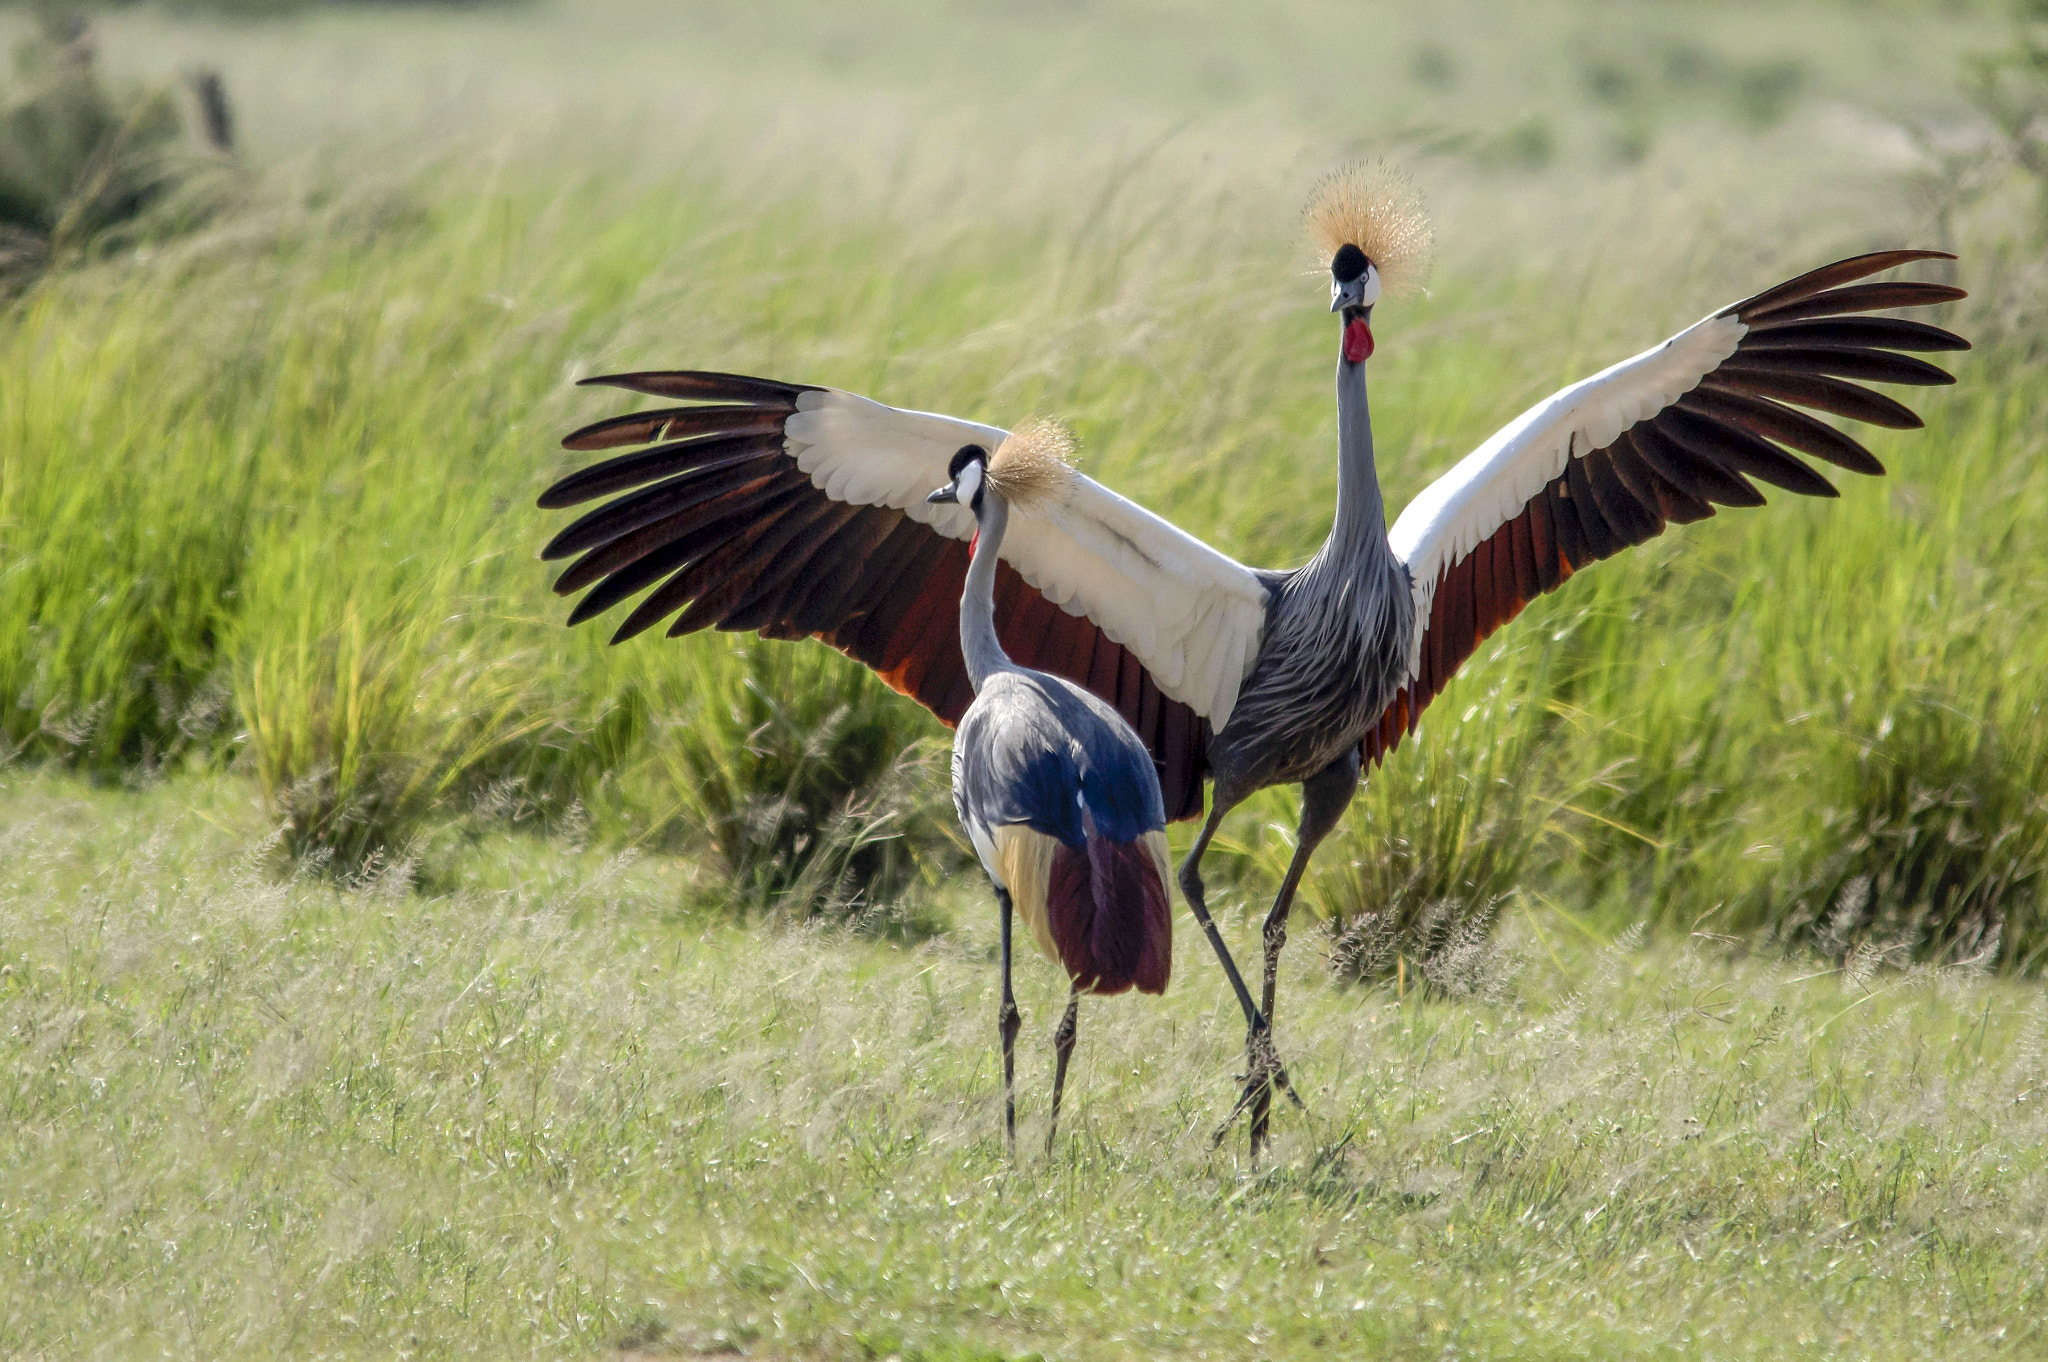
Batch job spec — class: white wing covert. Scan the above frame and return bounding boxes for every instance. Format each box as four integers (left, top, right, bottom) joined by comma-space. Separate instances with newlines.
785, 388, 1269, 728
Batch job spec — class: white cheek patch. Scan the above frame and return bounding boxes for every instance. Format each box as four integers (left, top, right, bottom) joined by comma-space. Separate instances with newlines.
955, 460, 984, 504
1358, 262, 1383, 307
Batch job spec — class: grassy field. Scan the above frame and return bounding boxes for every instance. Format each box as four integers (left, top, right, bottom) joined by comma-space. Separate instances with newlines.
6, 771, 2048, 1360
5, 0, 2048, 1355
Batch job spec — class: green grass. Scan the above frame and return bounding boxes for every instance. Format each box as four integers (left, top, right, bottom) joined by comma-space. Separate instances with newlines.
5, 768, 2048, 1360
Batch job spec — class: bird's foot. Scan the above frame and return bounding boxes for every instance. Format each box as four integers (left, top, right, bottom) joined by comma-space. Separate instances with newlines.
1211, 1025, 1303, 1149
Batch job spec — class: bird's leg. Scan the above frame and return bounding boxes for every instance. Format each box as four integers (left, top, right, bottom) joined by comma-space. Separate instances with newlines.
1178, 792, 1305, 1149
1045, 987, 1079, 1156
997, 887, 1023, 1157
1244, 754, 1360, 1155
1177, 795, 1265, 1034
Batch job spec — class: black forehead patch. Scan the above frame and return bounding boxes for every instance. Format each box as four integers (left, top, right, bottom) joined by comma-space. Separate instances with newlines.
1331, 242, 1369, 283
948, 444, 988, 479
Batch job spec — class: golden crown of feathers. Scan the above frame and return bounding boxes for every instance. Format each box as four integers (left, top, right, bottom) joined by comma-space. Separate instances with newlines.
1304, 161, 1435, 297
986, 418, 1077, 512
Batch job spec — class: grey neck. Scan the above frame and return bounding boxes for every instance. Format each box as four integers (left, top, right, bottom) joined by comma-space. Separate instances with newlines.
1304, 349, 1394, 583
960, 490, 1017, 691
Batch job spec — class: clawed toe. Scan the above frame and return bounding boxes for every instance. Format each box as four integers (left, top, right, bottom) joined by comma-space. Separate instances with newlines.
1210, 1030, 1304, 1147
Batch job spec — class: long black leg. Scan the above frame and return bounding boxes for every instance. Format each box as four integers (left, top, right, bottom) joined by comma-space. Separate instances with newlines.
996, 886, 1022, 1156
1045, 988, 1079, 1155
1245, 753, 1360, 1154
1177, 794, 1264, 1029
1176, 790, 1305, 1151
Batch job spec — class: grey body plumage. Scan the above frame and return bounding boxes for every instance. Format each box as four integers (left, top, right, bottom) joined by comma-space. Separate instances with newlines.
954, 671, 1165, 846
1213, 557, 1411, 795
944, 463, 1165, 850
1213, 339, 1413, 796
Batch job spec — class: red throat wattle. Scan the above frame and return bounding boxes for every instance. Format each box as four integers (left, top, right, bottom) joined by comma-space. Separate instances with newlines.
1343, 315, 1375, 364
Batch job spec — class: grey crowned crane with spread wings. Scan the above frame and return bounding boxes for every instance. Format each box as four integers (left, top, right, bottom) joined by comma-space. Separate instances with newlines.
924, 425, 1175, 1155
538, 162, 1968, 1154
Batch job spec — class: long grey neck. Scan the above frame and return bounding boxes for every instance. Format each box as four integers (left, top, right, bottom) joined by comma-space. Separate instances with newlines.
960, 491, 1017, 691
1303, 350, 1395, 585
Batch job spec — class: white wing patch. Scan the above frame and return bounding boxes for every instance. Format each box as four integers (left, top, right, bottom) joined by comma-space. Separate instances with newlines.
965, 816, 1002, 889
788, 390, 999, 541
786, 388, 1269, 727
1385, 309, 1746, 680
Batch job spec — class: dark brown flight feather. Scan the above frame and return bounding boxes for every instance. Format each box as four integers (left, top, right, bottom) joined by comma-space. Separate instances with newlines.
561, 405, 789, 453
576, 369, 815, 403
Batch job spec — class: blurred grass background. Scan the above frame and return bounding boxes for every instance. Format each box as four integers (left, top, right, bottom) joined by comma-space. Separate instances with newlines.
5, 0, 2048, 1356
6, 0, 2044, 968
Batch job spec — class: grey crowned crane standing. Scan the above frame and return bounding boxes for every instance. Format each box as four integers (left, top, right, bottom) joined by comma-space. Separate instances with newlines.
538, 162, 1968, 1155
925, 423, 1174, 1153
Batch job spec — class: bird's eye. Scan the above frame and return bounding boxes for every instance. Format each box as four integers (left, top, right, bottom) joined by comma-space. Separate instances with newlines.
1356, 263, 1382, 307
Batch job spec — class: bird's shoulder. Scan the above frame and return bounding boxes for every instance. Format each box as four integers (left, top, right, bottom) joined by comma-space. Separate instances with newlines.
956, 668, 1165, 836
966, 668, 1136, 751
1251, 567, 1293, 600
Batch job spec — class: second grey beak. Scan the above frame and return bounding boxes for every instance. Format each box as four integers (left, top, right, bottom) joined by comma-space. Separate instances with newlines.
926, 485, 957, 504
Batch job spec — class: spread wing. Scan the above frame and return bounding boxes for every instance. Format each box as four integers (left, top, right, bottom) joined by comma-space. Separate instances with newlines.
1365, 249, 1968, 766
538, 372, 1270, 819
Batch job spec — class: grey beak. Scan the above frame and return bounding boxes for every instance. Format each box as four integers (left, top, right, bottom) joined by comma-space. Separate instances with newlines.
926, 485, 957, 504
1331, 278, 1367, 313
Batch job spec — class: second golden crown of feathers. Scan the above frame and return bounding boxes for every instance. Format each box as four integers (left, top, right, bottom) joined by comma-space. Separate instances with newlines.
986, 418, 1076, 512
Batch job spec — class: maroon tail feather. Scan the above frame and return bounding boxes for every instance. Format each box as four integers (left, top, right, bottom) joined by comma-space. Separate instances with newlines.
1047, 837, 1171, 995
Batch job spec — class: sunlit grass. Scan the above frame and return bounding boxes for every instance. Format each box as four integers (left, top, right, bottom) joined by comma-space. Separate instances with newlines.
4, 769, 2045, 1359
